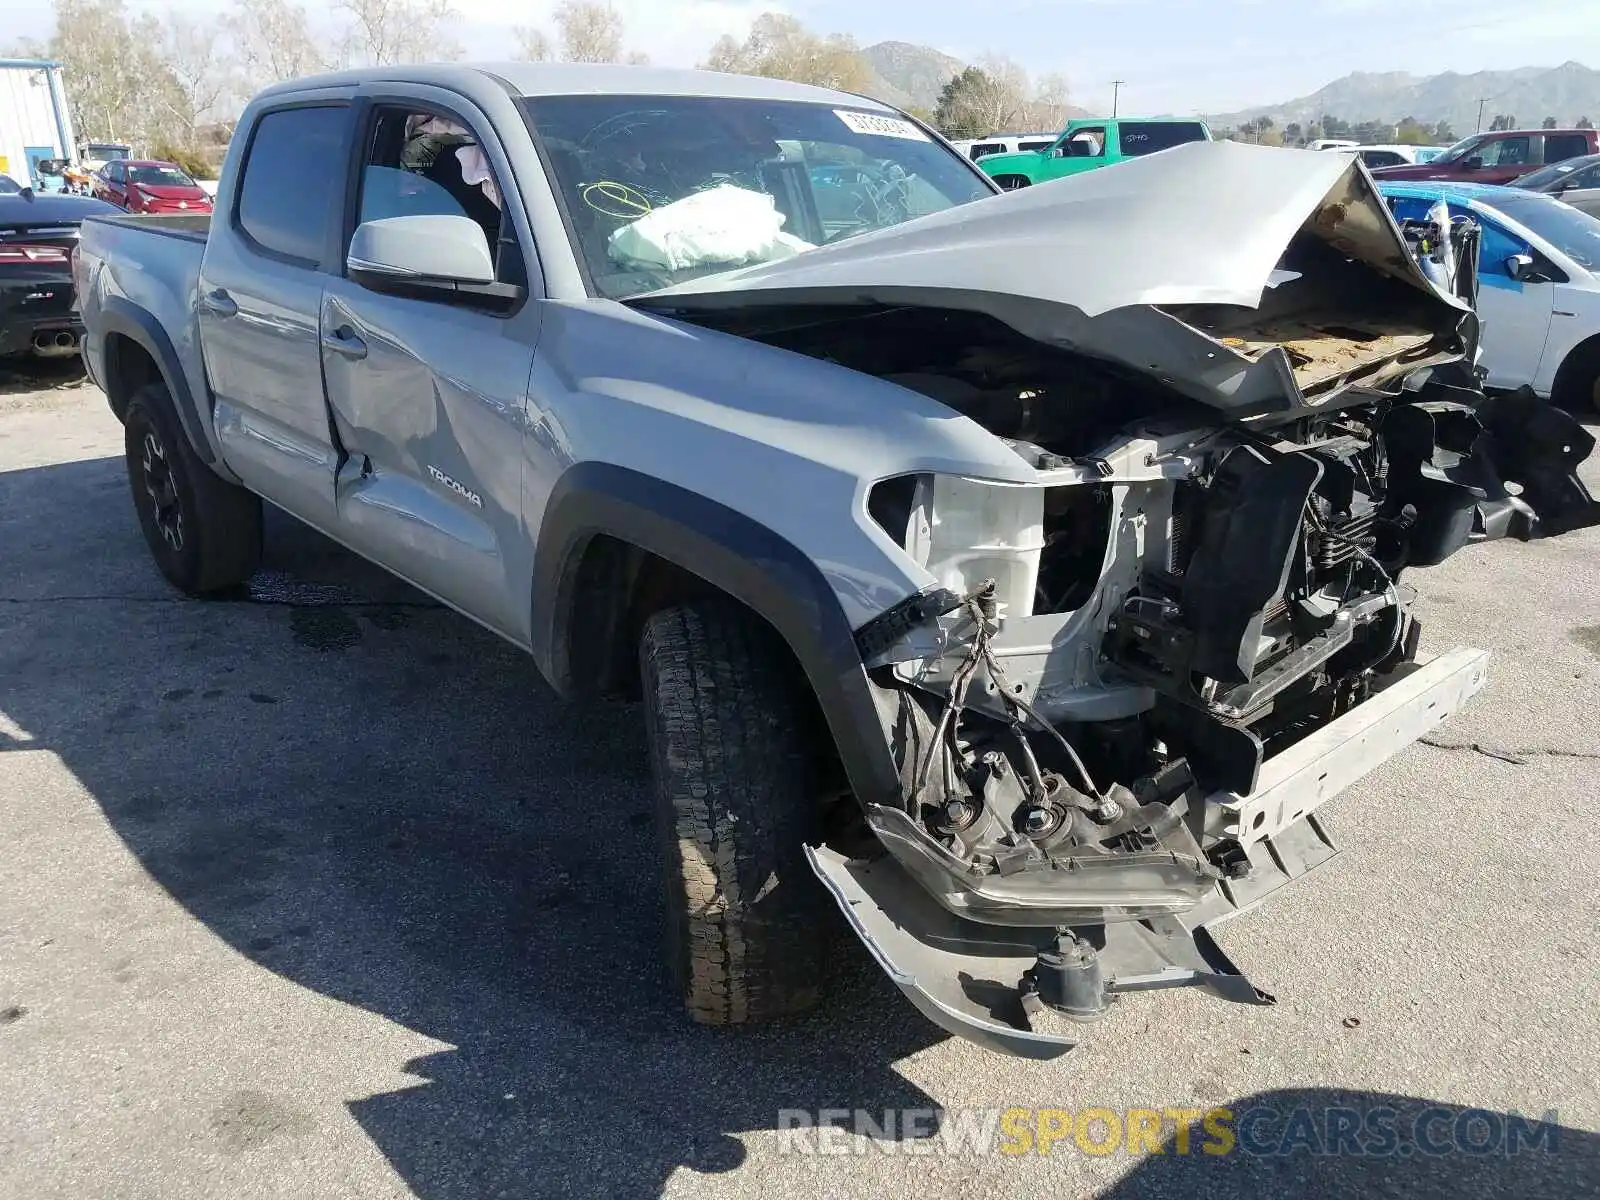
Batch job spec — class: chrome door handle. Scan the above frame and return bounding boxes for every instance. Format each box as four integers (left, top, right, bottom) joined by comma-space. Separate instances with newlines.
321, 327, 368, 360
199, 289, 237, 318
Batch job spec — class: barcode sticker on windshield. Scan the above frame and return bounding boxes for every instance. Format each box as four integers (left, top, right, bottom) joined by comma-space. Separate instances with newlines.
835, 110, 928, 141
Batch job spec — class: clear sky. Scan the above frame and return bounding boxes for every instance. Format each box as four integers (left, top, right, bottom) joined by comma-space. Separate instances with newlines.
9, 0, 1597, 114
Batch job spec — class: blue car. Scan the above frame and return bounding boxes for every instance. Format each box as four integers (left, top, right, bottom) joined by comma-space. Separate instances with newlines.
1377, 180, 1600, 409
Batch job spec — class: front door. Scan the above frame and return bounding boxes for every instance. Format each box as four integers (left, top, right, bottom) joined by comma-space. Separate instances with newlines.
317, 97, 539, 640
1471, 211, 1555, 390
199, 100, 352, 525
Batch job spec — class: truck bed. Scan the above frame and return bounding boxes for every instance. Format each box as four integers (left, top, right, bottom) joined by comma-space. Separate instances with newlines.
76, 212, 210, 436
92, 212, 211, 241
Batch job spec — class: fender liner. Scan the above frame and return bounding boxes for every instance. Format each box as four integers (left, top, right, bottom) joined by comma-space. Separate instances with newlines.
532, 462, 902, 809
95, 297, 217, 466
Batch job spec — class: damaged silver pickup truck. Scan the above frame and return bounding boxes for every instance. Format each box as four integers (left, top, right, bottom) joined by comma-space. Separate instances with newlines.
74, 64, 1599, 1058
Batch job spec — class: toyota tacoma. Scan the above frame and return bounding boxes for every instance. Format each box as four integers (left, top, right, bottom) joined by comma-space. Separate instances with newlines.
73, 63, 1599, 1057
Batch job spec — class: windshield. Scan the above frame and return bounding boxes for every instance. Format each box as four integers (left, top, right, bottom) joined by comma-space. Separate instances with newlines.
1512, 155, 1600, 189
129, 164, 197, 187
1491, 193, 1600, 270
520, 94, 995, 300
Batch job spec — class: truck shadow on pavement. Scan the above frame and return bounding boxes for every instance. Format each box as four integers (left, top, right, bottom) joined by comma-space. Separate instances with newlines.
0, 454, 944, 1197
4, 453, 1595, 1199
1095, 1087, 1593, 1199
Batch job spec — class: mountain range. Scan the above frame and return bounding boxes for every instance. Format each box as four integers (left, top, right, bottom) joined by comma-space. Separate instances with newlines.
1206, 61, 1600, 137
861, 41, 965, 112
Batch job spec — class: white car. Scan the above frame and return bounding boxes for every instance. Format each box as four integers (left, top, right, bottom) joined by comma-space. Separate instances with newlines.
1381, 181, 1600, 411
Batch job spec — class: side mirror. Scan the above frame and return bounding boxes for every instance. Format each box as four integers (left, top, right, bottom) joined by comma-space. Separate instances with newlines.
347, 213, 522, 312
1505, 253, 1536, 282
1462, 156, 1483, 171
1051, 147, 1065, 158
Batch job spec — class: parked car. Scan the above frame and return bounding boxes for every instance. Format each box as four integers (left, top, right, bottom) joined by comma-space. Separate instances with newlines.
977, 116, 1213, 188
951, 133, 1059, 161
1509, 152, 1600, 219
74, 64, 1598, 1059
92, 160, 214, 214
1, 186, 117, 358
1380, 180, 1600, 411
1372, 128, 1599, 184
1339, 144, 1446, 169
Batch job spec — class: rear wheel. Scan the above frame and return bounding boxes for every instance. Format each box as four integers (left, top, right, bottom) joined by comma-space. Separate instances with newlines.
124, 382, 262, 595
639, 600, 831, 1025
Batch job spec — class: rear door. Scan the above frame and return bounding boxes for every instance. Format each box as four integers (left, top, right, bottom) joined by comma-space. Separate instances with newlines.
1542, 132, 1592, 169
199, 97, 354, 525
317, 89, 540, 640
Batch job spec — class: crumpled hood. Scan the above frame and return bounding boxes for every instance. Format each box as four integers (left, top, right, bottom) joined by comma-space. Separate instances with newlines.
636, 141, 1474, 415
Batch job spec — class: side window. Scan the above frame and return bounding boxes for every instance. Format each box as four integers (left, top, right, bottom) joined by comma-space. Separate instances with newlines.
970, 142, 1005, 159
1360, 150, 1406, 169
1065, 127, 1106, 158
1543, 134, 1589, 164
1119, 122, 1207, 157
236, 105, 347, 263
1479, 136, 1532, 167
354, 106, 517, 286
1572, 164, 1600, 190
105, 162, 123, 184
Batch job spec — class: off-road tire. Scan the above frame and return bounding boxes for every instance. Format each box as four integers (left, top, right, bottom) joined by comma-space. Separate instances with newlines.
640, 600, 831, 1025
124, 382, 262, 595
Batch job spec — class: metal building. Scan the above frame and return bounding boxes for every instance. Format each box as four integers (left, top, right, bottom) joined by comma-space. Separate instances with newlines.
0, 58, 78, 188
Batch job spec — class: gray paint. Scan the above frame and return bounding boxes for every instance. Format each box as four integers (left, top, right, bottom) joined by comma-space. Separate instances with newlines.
74, 65, 1570, 1058
348, 214, 496, 283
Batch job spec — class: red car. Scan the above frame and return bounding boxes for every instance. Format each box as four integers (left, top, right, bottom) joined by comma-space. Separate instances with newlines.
91, 160, 213, 214
1371, 128, 1600, 186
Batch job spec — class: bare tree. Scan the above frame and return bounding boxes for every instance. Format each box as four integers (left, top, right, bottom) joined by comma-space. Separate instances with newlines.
41, 0, 185, 150
223, 0, 328, 95
701, 13, 873, 93
335, 0, 464, 66
554, 0, 623, 64
1023, 70, 1072, 132
156, 11, 230, 145
513, 25, 553, 62
933, 57, 1030, 137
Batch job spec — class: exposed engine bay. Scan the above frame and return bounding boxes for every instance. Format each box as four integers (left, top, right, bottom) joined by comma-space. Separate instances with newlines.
637, 141, 1600, 1054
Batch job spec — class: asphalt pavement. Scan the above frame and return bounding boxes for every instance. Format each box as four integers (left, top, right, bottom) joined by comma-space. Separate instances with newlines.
1, 369, 1597, 1199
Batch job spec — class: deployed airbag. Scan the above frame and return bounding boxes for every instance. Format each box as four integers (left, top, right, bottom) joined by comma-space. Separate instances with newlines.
608, 184, 813, 272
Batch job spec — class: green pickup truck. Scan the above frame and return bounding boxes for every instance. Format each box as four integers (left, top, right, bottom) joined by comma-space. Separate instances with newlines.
978, 116, 1213, 189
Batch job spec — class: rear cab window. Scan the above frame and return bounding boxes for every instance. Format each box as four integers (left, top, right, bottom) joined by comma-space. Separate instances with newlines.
1543, 133, 1591, 165
1118, 122, 1209, 157
235, 105, 349, 264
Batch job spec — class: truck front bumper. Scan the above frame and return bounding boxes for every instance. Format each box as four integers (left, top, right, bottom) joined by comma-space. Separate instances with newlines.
809, 646, 1490, 1058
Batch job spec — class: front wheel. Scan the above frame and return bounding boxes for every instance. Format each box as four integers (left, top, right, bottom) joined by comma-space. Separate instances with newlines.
124, 382, 263, 595
1552, 341, 1600, 414
639, 600, 832, 1026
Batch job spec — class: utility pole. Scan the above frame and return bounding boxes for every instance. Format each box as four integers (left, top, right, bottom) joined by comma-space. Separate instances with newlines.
1476, 97, 1489, 131
1112, 80, 1125, 117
